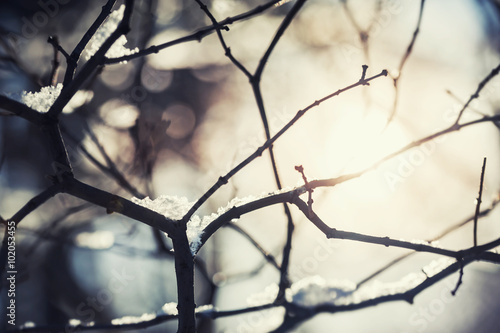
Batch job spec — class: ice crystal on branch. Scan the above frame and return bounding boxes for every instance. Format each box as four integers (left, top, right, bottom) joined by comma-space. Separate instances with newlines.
21, 83, 63, 113
85, 5, 138, 62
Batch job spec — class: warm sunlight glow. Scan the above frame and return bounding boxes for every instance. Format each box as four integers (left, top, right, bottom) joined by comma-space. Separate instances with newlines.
324, 106, 409, 172
322, 105, 410, 200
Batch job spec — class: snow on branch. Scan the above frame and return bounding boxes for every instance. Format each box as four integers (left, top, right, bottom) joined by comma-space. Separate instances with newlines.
1, 84, 93, 114
132, 195, 216, 255
84, 4, 138, 62
111, 312, 156, 326
132, 189, 295, 255
20, 83, 62, 113
245, 258, 455, 311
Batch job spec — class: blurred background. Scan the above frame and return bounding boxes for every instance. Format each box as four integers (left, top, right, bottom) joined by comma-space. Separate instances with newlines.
1, 0, 500, 332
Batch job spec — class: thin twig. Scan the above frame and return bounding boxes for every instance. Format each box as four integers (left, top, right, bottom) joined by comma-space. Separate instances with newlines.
308, 114, 500, 190
105, 0, 283, 64
446, 90, 487, 117
61, 126, 144, 198
473, 157, 487, 247
455, 63, 500, 125
341, 0, 371, 63
63, 0, 117, 86
451, 259, 464, 296
356, 195, 500, 288
0, 184, 63, 279
248, 0, 306, 302
41, 120, 74, 180
86, 126, 145, 198
47, 36, 63, 86
396, 0, 426, 78
254, 0, 306, 81
49, 0, 134, 117
25, 203, 92, 256
387, 0, 426, 125
9, 184, 64, 225
292, 196, 500, 262
219, 259, 272, 284
226, 223, 281, 269
295, 165, 314, 215
194, 185, 500, 263
195, 0, 251, 77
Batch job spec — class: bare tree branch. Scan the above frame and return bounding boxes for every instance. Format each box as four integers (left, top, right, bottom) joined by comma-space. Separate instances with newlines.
473, 157, 487, 247
62, 177, 175, 235
46, 36, 62, 86
61, 125, 145, 198
2, 2, 500, 331
105, 0, 283, 64
195, 0, 252, 77
250, 0, 308, 303
308, 114, 500, 191
0, 95, 43, 124
455, 63, 500, 124
270, 251, 499, 332
0, 184, 63, 286
63, 0, 117, 86
226, 223, 281, 270
451, 259, 464, 296
8, 184, 63, 226
356, 195, 500, 288
182, 68, 388, 223
48, 0, 133, 118
387, 0, 426, 125
292, 196, 500, 263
